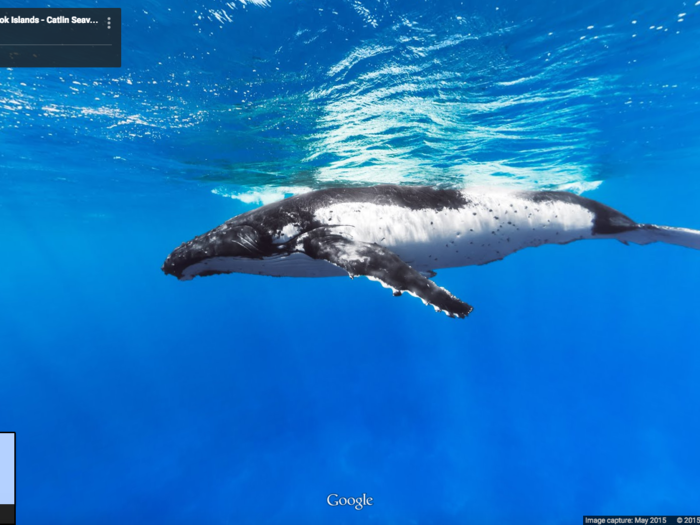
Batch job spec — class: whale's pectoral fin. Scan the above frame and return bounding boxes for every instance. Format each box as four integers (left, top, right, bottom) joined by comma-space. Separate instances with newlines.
302, 232, 473, 318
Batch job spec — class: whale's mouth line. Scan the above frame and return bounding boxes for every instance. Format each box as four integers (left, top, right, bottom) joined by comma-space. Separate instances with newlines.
176, 252, 348, 280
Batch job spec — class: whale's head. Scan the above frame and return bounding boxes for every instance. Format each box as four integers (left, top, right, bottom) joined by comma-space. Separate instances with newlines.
162, 223, 270, 280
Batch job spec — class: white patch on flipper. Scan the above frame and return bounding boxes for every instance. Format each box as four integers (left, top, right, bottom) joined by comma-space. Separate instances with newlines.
366, 275, 400, 294
335, 243, 370, 267
314, 188, 596, 271
181, 253, 347, 279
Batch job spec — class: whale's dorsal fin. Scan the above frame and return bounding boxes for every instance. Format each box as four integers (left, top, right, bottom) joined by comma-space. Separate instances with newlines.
301, 231, 473, 318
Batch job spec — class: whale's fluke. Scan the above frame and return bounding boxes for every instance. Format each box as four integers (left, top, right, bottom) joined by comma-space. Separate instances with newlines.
617, 224, 700, 250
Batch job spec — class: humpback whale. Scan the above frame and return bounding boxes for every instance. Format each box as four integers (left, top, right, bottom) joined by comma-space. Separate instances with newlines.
162, 185, 700, 318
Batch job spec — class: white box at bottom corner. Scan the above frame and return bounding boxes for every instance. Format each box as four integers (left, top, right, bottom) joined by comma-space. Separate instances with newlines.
0, 434, 14, 505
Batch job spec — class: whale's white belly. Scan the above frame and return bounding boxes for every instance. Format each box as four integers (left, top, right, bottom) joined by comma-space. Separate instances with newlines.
313, 189, 597, 271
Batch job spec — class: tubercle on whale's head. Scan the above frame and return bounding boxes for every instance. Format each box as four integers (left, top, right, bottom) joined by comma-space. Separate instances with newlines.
162, 223, 268, 280
161, 241, 198, 280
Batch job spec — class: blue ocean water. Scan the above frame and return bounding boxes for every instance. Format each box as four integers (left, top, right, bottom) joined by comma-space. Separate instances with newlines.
2, 0, 700, 523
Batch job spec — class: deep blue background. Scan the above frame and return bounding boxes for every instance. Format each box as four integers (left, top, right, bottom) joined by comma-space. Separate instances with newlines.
1, 0, 700, 524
